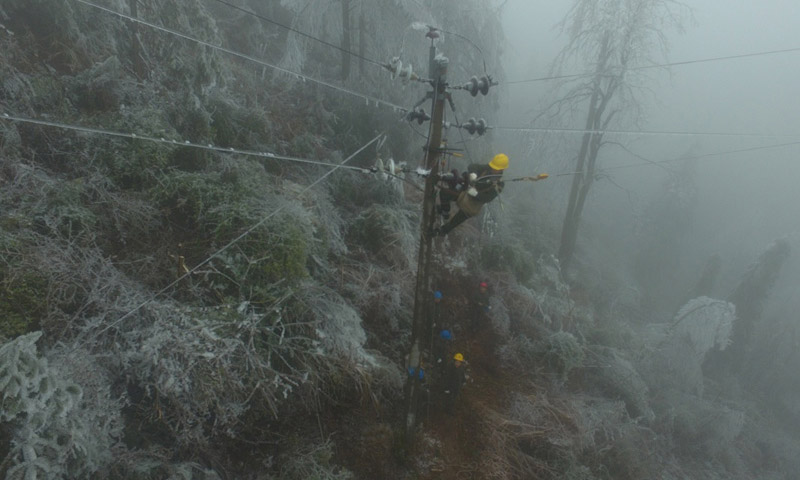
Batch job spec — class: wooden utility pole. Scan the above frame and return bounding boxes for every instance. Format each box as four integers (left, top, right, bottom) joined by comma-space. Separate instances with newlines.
403, 38, 448, 445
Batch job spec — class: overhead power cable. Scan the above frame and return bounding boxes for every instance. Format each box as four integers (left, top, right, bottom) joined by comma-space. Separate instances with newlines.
602, 139, 800, 173
0, 112, 375, 173
493, 125, 800, 139
72, 0, 406, 112
473, 139, 800, 182
209, 0, 384, 68
88, 133, 385, 339
6, 113, 793, 183
502, 46, 800, 86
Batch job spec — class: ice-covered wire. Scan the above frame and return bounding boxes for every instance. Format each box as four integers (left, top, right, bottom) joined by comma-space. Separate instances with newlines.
492, 125, 800, 138
502, 46, 800, 86
0, 112, 373, 173
602, 139, 800, 173
473, 139, 800, 181
438, 27, 488, 74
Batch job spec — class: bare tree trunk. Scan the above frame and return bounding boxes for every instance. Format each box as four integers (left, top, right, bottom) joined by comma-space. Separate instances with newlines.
358, 4, 366, 75
340, 0, 351, 81
557, 35, 613, 267
129, 0, 147, 80
558, 88, 600, 266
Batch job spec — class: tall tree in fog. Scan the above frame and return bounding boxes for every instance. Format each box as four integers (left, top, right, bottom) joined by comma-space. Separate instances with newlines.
278, 0, 433, 77
705, 239, 791, 375
278, 0, 503, 89
546, 0, 690, 266
633, 161, 698, 311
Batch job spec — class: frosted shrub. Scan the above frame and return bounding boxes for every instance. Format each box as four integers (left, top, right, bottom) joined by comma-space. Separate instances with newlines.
298, 284, 370, 362
503, 282, 543, 331
277, 440, 353, 480
489, 295, 511, 338
348, 204, 417, 267
116, 300, 315, 447
295, 283, 403, 399
497, 335, 539, 371
116, 285, 396, 448
533, 254, 570, 295
591, 346, 653, 422
1, 332, 121, 478
482, 393, 590, 479
666, 392, 745, 457
574, 397, 657, 478
544, 331, 585, 382
498, 331, 585, 383
523, 256, 582, 328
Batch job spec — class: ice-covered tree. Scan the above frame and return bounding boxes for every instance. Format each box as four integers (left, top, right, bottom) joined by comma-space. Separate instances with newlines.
672, 297, 735, 360
706, 239, 790, 374
633, 161, 698, 310
540, 0, 691, 266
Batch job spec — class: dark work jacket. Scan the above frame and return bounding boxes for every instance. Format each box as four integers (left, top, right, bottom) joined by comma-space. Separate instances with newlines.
476, 290, 490, 311
467, 163, 505, 204
443, 362, 467, 395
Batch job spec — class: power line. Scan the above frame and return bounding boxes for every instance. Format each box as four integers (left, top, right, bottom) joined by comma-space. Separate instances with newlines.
0, 112, 375, 173
72, 0, 407, 112
502, 46, 800, 86
480, 140, 800, 182
602, 139, 800, 173
208, 0, 384, 68
89, 133, 385, 339
493, 125, 800, 139
438, 27, 488, 74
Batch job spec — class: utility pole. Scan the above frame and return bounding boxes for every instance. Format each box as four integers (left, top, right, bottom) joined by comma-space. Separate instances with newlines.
402, 31, 448, 445
382, 26, 496, 451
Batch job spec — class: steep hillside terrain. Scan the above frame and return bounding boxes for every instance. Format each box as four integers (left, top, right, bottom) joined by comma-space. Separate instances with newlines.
2, 1, 799, 479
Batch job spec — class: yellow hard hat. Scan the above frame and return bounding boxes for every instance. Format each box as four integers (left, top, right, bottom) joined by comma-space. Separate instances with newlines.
453, 353, 464, 362
489, 153, 509, 171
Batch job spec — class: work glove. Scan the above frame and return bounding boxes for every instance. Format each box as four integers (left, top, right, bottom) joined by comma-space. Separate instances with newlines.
468, 172, 477, 182
467, 186, 478, 197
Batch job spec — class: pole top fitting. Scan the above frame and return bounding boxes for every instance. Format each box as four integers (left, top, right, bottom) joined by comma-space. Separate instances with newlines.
426, 26, 440, 39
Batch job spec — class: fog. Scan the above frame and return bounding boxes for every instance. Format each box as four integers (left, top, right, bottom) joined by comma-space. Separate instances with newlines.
499, 0, 800, 304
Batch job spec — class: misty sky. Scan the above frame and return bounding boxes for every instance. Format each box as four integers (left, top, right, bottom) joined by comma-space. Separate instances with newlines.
499, 0, 800, 292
